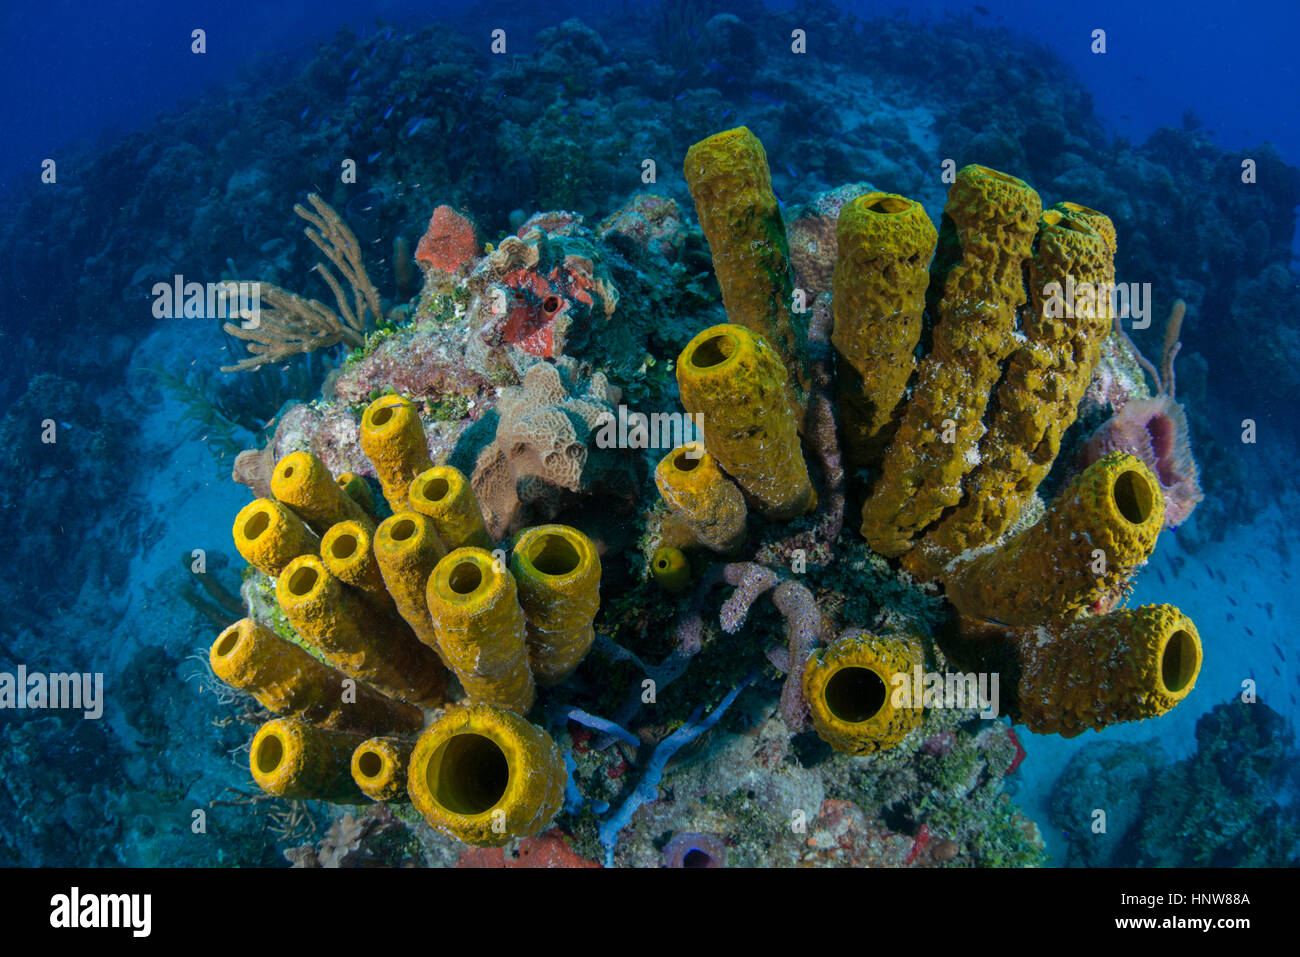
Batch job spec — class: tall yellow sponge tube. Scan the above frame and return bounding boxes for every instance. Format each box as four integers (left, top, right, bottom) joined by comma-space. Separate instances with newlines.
276, 553, 446, 706
271, 450, 374, 534
409, 465, 493, 551
351, 736, 415, 802
907, 204, 1116, 571
320, 520, 393, 612
210, 618, 422, 734
233, 498, 319, 577
831, 192, 937, 469
802, 632, 923, 754
859, 165, 1041, 556
360, 395, 433, 511
676, 323, 814, 520
684, 126, 808, 410
373, 511, 447, 653
250, 717, 366, 803
509, 524, 601, 684
407, 704, 565, 847
654, 443, 747, 552
1016, 604, 1202, 736
426, 547, 536, 714
942, 452, 1165, 626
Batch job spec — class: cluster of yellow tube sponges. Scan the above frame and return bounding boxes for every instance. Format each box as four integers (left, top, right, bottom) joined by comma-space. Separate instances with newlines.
218, 394, 599, 845
677, 127, 1203, 745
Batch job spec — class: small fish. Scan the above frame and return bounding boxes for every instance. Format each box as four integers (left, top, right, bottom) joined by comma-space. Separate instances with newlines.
1266, 602, 1275, 620
299, 107, 310, 120
1273, 643, 1286, 660
367, 151, 382, 163
974, 4, 990, 14
349, 68, 360, 82
1245, 627, 1254, 636
383, 105, 394, 120
407, 117, 426, 136
1156, 570, 1166, 585
455, 122, 468, 133
785, 164, 797, 179
674, 91, 687, 101
383, 27, 393, 40
1227, 596, 1237, 606
1216, 569, 1227, 583
721, 109, 733, 120
1227, 612, 1235, 622
1274, 665, 1282, 677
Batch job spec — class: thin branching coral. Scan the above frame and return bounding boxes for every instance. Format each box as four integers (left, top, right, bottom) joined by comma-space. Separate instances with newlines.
221, 194, 380, 372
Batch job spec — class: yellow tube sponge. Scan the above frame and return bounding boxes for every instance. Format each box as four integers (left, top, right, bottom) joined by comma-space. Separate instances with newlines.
943, 452, 1165, 626
271, 450, 374, 535
654, 443, 747, 552
320, 520, 392, 610
373, 511, 447, 652
859, 165, 1041, 557
409, 465, 493, 551
233, 498, 319, 577
909, 205, 1116, 569
351, 736, 415, 802
426, 547, 536, 714
831, 192, 938, 469
651, 546, 690, 593
1016, 604, 1202, 736
360, 394, 433, 511
676, 323, 814, 520
407, 704, 565, 847
802, 632, 923, 754
336, 471, 376, 518
683, 127, 808, 409
250, 717, 366, 803
210, 618, 422, 734
276, 554, 446, 706
509, 524, 601, 684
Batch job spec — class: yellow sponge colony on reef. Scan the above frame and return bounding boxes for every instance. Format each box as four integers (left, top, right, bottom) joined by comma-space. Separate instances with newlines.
909, 204, 1116, 571
831, 192, 938, 470
859, 165, 1041, 557
407, 704, 566, 847
802, 632, 923, 754
360, 394, 433, 511
271, 450, 374, 534
409, 465, 493, 551
509, 524, 601, 685
276, 553, 446, 706
351, 736, 415, 802
250, 717, 366, 803
654, 443, 747, 553
233, 498, 319, 576
943, 452, 1165, 626
373, 511, 447, 653
677, 323, 814, 520
426, 547, 536, 714
684, 126, 807, 410
1016, 604, 1202, 736
210, 618, 423, 734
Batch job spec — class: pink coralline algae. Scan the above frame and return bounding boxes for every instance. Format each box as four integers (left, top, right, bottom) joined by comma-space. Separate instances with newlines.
787, 183, 876, 296
415, 204, 480, 277
598, 193, 687, 260
1085, 300, 1203, 527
